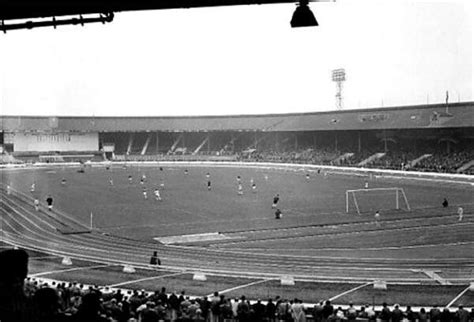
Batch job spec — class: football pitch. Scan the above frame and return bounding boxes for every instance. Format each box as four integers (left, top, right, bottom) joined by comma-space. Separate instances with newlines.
3, 163, 473, 246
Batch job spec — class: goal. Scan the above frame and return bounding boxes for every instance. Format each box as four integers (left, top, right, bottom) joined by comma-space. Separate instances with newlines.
345, 187, 410, 215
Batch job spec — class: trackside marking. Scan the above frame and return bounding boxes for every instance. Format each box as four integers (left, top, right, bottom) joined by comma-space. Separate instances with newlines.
445, 284, 471, 308
29, 255, 61, 260
108, 271, 186, 288
167, 243, 474, 262
329, 282, 372, 301
207, 278, 273, 297
421, 270, 452, 285
30, 264, 112, 277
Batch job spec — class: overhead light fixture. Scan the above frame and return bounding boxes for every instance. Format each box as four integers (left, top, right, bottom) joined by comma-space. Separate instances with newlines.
290, 0, 318, 28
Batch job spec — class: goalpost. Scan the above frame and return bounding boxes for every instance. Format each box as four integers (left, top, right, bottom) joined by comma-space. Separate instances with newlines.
346, 187, 410, 215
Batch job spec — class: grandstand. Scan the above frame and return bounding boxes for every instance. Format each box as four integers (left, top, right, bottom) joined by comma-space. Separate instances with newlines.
1, 102, 474, 173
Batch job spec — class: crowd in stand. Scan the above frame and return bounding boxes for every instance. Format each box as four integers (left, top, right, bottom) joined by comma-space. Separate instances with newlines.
237, 148, 474, 174
2, 144, 474, 173
411, 151, 474, 174
8, 278, 474, 322
2, 249, 474, 322
237, 148, 339, 165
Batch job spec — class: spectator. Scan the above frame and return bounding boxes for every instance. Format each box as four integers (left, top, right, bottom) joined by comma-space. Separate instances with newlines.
291, 299, 307, 322
379, 302, 391, 322
313, 301, 324, 322
168, 291, 180, 321
405, 305, 417, 322
138, 301, 159, 322
346, 302, 357, 321
237, 295, 250, 322
72, 290, 108, 322
430, 305, 441, 322
266, 298, 276, 322
418, 308, 428, 322
366, 305, 376, 322
457, 306, 469, 322
440, 308, 452, 322
252, 299, 266, 322
0, 249, 30, 322
322, 300, 334, 322
209, 292, 221, 322
392, 304, 403, 322
31, 287, 65, 322
198, 296, 210, 321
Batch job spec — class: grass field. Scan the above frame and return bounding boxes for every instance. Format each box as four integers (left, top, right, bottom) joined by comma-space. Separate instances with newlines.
3, 163, 473, 241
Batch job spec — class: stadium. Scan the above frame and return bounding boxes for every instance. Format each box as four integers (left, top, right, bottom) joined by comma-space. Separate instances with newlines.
1, 1, 473, 321
1, 100, 474, 321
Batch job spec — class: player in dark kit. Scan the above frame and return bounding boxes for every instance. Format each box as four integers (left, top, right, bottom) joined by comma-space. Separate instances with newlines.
442, 198, 449, 208
272, 194, 280, 209
150, 251, 161, 265
275, 208, 282, 219
46, 196, 53, 211
207, 180, 211, 191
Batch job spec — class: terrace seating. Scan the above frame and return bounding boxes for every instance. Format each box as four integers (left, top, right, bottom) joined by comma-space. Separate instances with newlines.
0, 153, 22, 164
3, 270, 471, 322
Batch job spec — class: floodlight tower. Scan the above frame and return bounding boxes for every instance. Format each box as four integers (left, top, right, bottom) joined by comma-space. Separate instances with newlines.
332, 69, 346, 110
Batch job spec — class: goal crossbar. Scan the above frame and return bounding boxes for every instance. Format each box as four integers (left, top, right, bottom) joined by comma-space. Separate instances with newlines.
345, 187, 410, 215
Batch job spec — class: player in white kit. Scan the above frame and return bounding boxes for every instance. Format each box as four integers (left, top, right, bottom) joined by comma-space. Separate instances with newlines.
374, 210, 381, 227
154, 188, 162, 201
458, 206, 464, 221
252, 183, 257, 193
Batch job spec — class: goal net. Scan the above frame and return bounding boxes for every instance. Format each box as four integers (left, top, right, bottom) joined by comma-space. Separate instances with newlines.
345, 187, 410, 215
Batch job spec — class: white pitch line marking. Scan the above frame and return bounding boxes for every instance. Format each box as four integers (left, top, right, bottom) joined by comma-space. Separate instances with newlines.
207, 278, 273, 297
108, 271, 186, 288
329, 282, 372, 301
30, 264, 112, 277
445, 284, 471, 308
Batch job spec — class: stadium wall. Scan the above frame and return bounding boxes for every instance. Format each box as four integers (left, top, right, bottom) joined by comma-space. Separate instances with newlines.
6, 132, 99, 152
2, 161, 472, 184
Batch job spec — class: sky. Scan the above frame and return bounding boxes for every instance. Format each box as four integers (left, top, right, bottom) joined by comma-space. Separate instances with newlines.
0, 0, 472, 116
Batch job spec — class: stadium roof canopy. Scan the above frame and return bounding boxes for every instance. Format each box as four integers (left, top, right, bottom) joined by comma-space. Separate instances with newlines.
0, 0, 302, 21
0, 0, 329, 31
1, 102, 473, 133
